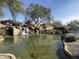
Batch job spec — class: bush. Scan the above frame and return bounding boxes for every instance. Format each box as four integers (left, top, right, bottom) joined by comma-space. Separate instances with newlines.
0, 28, 5, 35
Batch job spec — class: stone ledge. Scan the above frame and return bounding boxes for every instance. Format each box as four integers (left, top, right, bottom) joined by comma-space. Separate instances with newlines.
0, 53, 16, 59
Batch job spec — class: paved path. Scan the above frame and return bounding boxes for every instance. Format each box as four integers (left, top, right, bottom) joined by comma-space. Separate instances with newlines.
0, 53, 16, 59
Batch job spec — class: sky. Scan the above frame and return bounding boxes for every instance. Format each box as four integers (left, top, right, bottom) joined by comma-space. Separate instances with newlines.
2, 0, 79, 25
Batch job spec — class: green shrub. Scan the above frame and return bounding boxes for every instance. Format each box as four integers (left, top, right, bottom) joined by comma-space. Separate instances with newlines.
0, 28, 5, 35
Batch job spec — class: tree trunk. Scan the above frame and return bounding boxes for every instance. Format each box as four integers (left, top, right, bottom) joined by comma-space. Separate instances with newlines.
7, 0, 16, 23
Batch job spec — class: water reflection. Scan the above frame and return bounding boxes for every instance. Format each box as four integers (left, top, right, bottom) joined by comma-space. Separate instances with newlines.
4, 36, 14, 44
0, 34, 70, 59
55, 40, 70, 59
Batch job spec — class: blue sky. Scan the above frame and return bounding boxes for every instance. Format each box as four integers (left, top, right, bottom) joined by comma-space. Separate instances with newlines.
2, 0, 79, 24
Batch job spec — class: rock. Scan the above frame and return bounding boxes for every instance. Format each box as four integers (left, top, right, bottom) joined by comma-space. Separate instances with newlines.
0, 53, 16, 59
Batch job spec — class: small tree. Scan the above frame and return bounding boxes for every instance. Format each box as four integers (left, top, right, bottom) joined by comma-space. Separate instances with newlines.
25, 3, 51, 24
0, 0, 24, 23
67, 20, 79, 31
53, 21, 62, 27
6, 0, 24, 23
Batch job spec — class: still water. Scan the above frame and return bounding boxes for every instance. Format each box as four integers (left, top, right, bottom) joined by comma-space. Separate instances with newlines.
0, 34, 70, 59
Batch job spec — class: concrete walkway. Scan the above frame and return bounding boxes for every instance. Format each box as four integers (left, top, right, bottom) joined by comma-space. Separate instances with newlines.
0, 53, 16, 59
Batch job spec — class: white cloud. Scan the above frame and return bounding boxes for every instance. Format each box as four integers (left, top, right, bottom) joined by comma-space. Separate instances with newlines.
0, 18, 10, 20
61, 16, 79, 25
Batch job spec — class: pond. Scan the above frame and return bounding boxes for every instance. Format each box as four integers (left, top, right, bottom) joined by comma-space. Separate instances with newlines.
0, 34, 70, 59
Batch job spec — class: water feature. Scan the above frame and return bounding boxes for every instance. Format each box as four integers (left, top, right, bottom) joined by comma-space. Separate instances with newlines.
0, 34, 70, 59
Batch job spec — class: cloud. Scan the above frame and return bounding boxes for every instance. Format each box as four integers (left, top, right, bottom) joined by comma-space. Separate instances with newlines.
61, 16, 79, 25
0, 18, 10, 20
